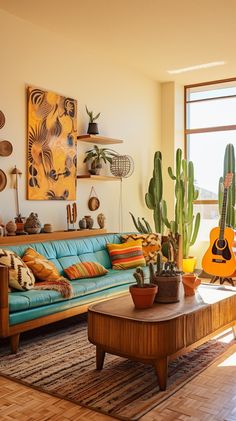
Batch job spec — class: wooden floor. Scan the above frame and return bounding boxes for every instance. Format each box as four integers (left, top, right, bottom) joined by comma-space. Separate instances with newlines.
0, 338, 235, 420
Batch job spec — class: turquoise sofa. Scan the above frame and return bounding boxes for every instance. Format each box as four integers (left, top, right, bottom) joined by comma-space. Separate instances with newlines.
0, 233, 147, 353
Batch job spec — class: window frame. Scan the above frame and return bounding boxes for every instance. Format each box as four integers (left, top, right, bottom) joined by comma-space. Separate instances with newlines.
184, 77, 236, 205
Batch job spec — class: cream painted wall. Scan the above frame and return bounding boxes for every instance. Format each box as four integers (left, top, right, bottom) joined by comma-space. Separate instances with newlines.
0, 9, 161, 233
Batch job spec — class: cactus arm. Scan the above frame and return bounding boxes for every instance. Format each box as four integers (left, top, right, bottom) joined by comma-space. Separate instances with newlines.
190, 212, 201, 246
162, 199, 171, 228
145, 192, 155, 209
168, 167, 176, 180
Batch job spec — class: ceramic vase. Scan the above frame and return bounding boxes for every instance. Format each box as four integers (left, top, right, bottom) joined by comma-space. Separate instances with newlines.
182, 274, 201, 296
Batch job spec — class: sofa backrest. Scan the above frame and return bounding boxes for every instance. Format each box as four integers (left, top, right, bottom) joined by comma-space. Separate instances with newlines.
4, 233, 122, 275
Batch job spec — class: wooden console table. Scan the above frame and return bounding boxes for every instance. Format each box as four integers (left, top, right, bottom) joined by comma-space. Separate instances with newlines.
0, 229, 107, 246
88, 284, 236, 390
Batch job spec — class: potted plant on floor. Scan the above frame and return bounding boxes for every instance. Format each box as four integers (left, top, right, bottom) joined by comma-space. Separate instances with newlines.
85, 106, 101, 135
83, 145, 118, 175
129, 267, 157, 309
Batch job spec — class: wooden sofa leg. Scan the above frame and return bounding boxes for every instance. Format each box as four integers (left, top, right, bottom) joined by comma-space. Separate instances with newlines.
10, 334, 20, 354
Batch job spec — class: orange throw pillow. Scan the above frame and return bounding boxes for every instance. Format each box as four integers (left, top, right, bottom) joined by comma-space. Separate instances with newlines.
107, 240, 146, 270
22, 248, 60, 281
64, 261, 108, 280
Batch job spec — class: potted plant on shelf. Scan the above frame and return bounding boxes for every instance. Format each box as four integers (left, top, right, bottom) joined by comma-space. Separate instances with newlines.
85, 106, 101, 135
129, 267, 157, 309
149, 249, 182, 303
83, 145, 118, 175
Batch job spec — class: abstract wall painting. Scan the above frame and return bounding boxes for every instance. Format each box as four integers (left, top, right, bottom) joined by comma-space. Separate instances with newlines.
27, 86, 77, 200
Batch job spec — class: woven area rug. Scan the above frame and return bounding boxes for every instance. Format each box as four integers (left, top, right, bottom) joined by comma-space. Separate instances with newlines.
0, 316, 235, 421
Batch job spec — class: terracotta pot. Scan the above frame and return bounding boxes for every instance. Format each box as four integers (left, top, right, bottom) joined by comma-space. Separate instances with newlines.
182, 256, 197, 273
153, 275, 181, 303
129, 284, 157, 309
182, 273, 201, 296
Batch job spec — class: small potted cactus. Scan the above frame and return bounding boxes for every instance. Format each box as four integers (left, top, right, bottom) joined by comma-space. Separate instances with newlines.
149, 249, 182, 303
129, 267, 157, 309
85, 106, 101, 135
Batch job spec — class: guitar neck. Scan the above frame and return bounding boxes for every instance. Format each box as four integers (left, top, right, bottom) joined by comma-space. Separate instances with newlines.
219, 187, 228, 240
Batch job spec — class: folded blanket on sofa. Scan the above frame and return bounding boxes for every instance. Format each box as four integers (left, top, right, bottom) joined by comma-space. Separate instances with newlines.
33, 277, 73, 299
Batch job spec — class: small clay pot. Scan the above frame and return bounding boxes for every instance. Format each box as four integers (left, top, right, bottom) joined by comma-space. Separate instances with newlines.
153, 275, 181, 303
182, 274, 201, 296
87, 122, 99, 135
79, 218, 87, 229
44, 224, 53, 233
129, 284, 158, 309
6, 220, 17, 236
84, 215, 94, 229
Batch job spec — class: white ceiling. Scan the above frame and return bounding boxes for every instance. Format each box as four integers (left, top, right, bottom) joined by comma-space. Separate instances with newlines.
1, 0, 236, 84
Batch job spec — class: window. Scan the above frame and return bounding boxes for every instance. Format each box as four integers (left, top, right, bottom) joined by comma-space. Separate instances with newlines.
185, 79, 236, 238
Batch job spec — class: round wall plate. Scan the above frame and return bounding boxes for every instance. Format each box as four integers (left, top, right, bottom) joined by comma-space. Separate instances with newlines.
88, 196, 100, 211
0, 169, 7, 191
0, 140, 13, 156
0, 111, 6, 129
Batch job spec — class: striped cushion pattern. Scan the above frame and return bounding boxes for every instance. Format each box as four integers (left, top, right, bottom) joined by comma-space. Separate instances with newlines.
64, 261, 108, 280
106, 240, 146, 270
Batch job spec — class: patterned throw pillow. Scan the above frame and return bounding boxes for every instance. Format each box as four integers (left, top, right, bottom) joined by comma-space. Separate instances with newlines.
0, 248, 35, 291
64, 261, 108, 280
22, 248, 60, 281
121, 233, 161, 264
106, 240, 146, 270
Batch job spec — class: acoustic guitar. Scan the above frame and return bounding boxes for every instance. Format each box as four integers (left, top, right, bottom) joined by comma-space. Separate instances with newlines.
202, 173, 236, 277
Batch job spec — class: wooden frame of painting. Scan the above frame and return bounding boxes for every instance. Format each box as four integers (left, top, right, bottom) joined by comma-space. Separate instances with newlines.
27, 86, 77, 200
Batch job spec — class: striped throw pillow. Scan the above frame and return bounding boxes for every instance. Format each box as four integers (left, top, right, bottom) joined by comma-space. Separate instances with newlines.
106, 240, 146, 270
121, 233, 161, 264
64, 261, 108, 280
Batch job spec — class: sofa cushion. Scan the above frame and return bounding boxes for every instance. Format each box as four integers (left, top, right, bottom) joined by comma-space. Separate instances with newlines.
121, 233, 161, 264
107, 240, 146, 270
0, 248, 35, 291
65, 261, 108, 280
22, 248, 61, 281
9, 267, 149, 313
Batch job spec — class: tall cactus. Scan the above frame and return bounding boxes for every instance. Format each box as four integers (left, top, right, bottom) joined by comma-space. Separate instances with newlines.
145, 151, 167, 234
167, 149, 201, 258
218, 143, 235, 228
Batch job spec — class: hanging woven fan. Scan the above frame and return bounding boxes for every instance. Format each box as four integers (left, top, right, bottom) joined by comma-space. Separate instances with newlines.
110, 155, 134, 178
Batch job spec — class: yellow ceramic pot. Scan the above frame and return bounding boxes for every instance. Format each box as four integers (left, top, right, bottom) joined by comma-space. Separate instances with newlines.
182, 256, 197, 273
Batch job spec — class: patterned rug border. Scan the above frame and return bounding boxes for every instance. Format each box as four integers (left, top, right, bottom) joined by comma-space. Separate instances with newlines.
0, 321, 235, 421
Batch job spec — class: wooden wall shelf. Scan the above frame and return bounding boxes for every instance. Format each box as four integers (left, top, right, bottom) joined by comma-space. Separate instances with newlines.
77, 135, 123, 145
77, 175, 121, 181
0, 229, 107, 246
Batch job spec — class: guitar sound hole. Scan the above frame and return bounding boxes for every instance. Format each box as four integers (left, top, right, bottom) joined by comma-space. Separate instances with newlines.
217, 239, 226, 249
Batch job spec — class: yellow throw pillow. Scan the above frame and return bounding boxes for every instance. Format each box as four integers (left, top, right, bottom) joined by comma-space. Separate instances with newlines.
22, 248, 60, 281
121, 233, 161, 264
107, 240, 146, 270
0, 248, 35, 291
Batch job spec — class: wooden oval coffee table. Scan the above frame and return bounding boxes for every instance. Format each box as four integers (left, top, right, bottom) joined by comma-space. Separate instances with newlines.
88, 284, 236, 390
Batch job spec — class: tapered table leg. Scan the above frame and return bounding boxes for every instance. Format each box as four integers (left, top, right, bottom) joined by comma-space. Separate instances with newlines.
96, 346, 105, 370
232, 325, 236, 339
154, 357, 168, 391
10, 333, 20, 354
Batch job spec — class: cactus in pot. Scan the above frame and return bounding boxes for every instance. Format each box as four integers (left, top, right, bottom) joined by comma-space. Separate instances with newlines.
218, 143, 235, 229
167, 149, 201, 271
145, 151, 168, 234
129, 267, 157, 309
149, 249, 182, 303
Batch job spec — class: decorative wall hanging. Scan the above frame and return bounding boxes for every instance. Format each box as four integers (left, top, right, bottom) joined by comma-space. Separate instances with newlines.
66, 203, 77, 230
0, 140, 13, 157
11, 166, 22, 217
88, 186, 100, 211
0, 111, 5, 129
27, 86, 77, 200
